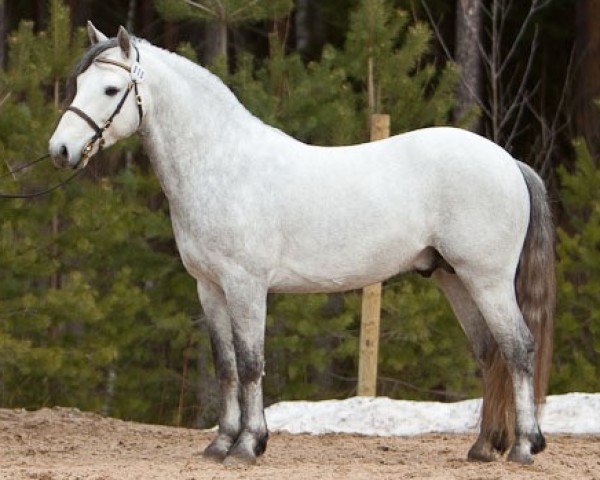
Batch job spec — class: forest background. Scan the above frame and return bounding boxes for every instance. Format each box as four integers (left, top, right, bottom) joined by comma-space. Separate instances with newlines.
0, 0, 597, 429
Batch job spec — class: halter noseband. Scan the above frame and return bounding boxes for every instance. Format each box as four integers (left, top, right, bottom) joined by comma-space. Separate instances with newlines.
67, 46, 144, 168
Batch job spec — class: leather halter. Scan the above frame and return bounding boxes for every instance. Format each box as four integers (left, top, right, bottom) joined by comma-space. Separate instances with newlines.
66, 46, 144, 168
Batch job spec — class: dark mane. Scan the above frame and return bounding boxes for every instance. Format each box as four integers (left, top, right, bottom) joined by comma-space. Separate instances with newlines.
64, 38, 119, 107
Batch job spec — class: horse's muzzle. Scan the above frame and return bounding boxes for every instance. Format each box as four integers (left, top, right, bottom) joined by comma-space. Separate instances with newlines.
49, 141, 82, 169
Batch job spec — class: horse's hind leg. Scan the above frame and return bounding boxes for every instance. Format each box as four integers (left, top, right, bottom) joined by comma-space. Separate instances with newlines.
465, 275, 544, 464
196, 278, 241, 462
434, 270, 508, 461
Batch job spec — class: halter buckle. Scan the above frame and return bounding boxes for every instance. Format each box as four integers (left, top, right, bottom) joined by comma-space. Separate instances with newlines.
82, 142, 93, 155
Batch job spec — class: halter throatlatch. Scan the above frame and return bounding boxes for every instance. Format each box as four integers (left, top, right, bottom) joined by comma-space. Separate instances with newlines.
67, 46, 144, 168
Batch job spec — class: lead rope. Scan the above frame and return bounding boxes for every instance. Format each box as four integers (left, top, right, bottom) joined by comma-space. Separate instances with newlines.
0, 154, 82, 199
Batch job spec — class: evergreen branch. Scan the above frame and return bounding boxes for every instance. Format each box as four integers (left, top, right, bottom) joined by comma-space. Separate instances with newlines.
0, 91, 12, 110
230, 0, 261, 21
184, 0, 217, 18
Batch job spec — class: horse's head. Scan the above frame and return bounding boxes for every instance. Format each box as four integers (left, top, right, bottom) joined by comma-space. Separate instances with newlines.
49, 22, 145, 169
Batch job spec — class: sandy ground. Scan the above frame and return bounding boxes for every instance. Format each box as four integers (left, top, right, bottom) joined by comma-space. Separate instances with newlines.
0, 407, 598, 480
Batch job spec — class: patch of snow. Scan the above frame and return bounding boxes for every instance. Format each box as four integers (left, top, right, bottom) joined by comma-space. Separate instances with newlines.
265, 393, 600, 436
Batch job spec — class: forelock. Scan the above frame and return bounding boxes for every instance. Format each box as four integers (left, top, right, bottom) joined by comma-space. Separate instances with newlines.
64, 38, 119, 107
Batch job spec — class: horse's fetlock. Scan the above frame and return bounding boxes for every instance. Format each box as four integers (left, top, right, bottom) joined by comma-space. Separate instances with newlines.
253, 429, 269, 457
237, 357, 264, 385
529, 428, 546, 455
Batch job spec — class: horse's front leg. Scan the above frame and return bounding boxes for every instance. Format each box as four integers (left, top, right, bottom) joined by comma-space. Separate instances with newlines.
222, 277, 269, 466
196, 278, 242, 462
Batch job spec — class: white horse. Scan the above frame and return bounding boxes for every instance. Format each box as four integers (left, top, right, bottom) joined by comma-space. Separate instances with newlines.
49, 24, 554, 466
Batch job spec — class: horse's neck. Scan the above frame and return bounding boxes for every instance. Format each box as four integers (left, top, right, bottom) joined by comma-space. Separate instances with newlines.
138, 45, 264, 198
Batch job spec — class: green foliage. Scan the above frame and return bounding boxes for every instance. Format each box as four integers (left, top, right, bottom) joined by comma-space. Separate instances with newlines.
0, 1, 202, 426
553, 139, 600, 393
154, 0, 293, 24
216, 0, 459, 146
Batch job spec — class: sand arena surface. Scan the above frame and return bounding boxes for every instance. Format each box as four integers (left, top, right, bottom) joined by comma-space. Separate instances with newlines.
0, 407, 597, 479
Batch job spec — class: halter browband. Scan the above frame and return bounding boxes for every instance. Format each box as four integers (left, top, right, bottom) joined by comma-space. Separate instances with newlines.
66, 46, 144, 168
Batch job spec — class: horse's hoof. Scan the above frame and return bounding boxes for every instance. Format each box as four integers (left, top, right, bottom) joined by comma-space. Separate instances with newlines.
202, 435, 233, 463
507, 428, 545, 464
467, 446, 496, 462
202, 447, 227, 463
507, 442, 534, 465
467, 435, 497, 462
223, 452, 257, 466
223, 430, 264, 466
507, 449, 533, 465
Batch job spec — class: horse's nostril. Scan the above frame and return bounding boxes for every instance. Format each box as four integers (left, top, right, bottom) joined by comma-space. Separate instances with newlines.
60, 144, 68, 158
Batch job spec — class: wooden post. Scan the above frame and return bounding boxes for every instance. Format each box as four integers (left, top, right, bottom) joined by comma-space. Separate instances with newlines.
357, 113, 390, 397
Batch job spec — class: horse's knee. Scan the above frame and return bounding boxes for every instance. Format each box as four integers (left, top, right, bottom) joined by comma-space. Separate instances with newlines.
499, 332, 534, 375
235, 345, 264, 385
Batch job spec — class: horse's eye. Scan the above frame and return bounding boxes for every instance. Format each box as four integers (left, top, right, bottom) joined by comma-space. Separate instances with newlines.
105, 86, 119, 96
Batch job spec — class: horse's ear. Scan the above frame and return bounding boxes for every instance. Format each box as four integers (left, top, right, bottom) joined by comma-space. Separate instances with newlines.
87, 21, 108, 45
117, 26, 131, 59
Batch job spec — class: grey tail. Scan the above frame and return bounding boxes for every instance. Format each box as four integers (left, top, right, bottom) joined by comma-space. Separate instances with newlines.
481, 161, 555, 453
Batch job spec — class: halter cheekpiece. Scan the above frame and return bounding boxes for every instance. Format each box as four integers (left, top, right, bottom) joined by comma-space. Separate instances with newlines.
67, 45, 144, 168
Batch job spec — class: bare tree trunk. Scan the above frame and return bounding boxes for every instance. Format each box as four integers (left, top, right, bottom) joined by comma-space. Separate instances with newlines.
126, 0, 137, 33
34, 0, 47, 30
294, 0, 325, 59
163, 20, 178, 51
73, 0, 93, 27
575, 0, 600, 158
102, 365, 116, 417
454, 0, 482, 131
295, 0, 310, 54
204, 19, 227, 65
0, 0, 6, 69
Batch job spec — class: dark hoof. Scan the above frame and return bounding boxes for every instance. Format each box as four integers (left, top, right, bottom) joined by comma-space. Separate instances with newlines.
254, 430, 268, 457
530, 429, 546, 455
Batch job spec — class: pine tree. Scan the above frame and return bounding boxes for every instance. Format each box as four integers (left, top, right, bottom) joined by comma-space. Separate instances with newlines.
0, 1, 205, 426
553, 139, 600, 393
154, 0, 292, 63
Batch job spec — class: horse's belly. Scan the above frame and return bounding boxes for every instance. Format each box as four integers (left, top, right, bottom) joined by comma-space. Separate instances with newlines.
267, 268, 394, 293
268, 237, 427, 293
